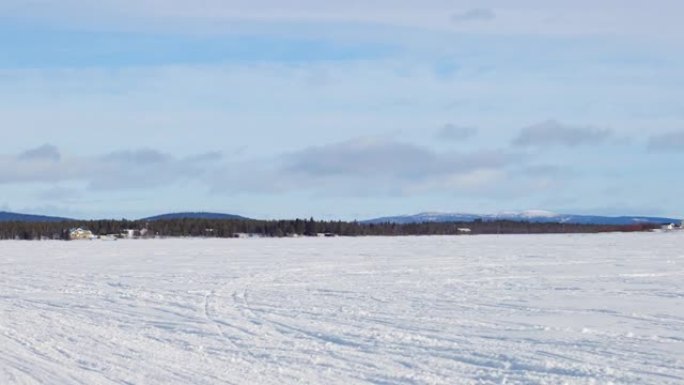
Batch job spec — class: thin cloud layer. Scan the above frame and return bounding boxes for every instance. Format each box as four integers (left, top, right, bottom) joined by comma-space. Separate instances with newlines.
436, 124, 478, 141
648, 130, 684, 152
18, 144, 61, 162
512, 120, 613, 148
451, 9, 496, 23
1, 1, 683, 39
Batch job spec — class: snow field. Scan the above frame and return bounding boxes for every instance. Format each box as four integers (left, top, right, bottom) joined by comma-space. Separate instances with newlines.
1, 233, 683, 384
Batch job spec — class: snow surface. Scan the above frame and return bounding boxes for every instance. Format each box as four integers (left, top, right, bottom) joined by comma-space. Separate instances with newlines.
1, 233, 683, 385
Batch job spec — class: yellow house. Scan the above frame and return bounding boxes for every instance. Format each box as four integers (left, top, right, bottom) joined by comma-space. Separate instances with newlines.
69, 228, 94, 240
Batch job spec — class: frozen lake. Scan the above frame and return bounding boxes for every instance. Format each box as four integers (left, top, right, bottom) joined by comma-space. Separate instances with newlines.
1, 233, 683, 384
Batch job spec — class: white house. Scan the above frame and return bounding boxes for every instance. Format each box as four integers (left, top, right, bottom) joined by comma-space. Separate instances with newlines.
120, 229, 151, 238
122, 229, 138, 238
661, 223, 684, 231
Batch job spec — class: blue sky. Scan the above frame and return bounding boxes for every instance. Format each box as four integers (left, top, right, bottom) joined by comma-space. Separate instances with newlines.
1, 1, 683, 220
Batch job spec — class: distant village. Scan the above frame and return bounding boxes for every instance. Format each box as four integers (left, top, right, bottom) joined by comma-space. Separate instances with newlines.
66, 227, 344, 241
68, 227, 152, 241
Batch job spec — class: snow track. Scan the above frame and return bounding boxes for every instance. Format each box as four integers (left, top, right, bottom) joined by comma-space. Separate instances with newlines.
1, 233, 683, 384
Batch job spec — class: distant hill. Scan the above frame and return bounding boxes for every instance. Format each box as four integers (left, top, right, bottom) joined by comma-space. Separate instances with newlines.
142, 212, 250, 221
0, 211, 72, 223
0, 209, 677, 227
364, 210, 681, 226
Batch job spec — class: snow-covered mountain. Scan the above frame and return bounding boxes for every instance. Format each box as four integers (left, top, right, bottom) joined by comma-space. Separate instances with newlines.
364, 210, 681, 226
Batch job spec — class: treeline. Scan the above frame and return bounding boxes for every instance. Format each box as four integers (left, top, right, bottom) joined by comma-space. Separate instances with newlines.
0, 218, 658, 240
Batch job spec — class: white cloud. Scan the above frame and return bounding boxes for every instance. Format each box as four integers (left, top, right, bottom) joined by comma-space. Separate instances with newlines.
436, 124, 478, 141
451, 9, 496, 23
18, 144, 61, 162
209, 137, 527, 196
512, 120, 613, 147
0, 146, 218, 190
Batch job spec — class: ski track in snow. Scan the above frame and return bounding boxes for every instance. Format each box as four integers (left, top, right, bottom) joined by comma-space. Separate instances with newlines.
1, 233, 683, 384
